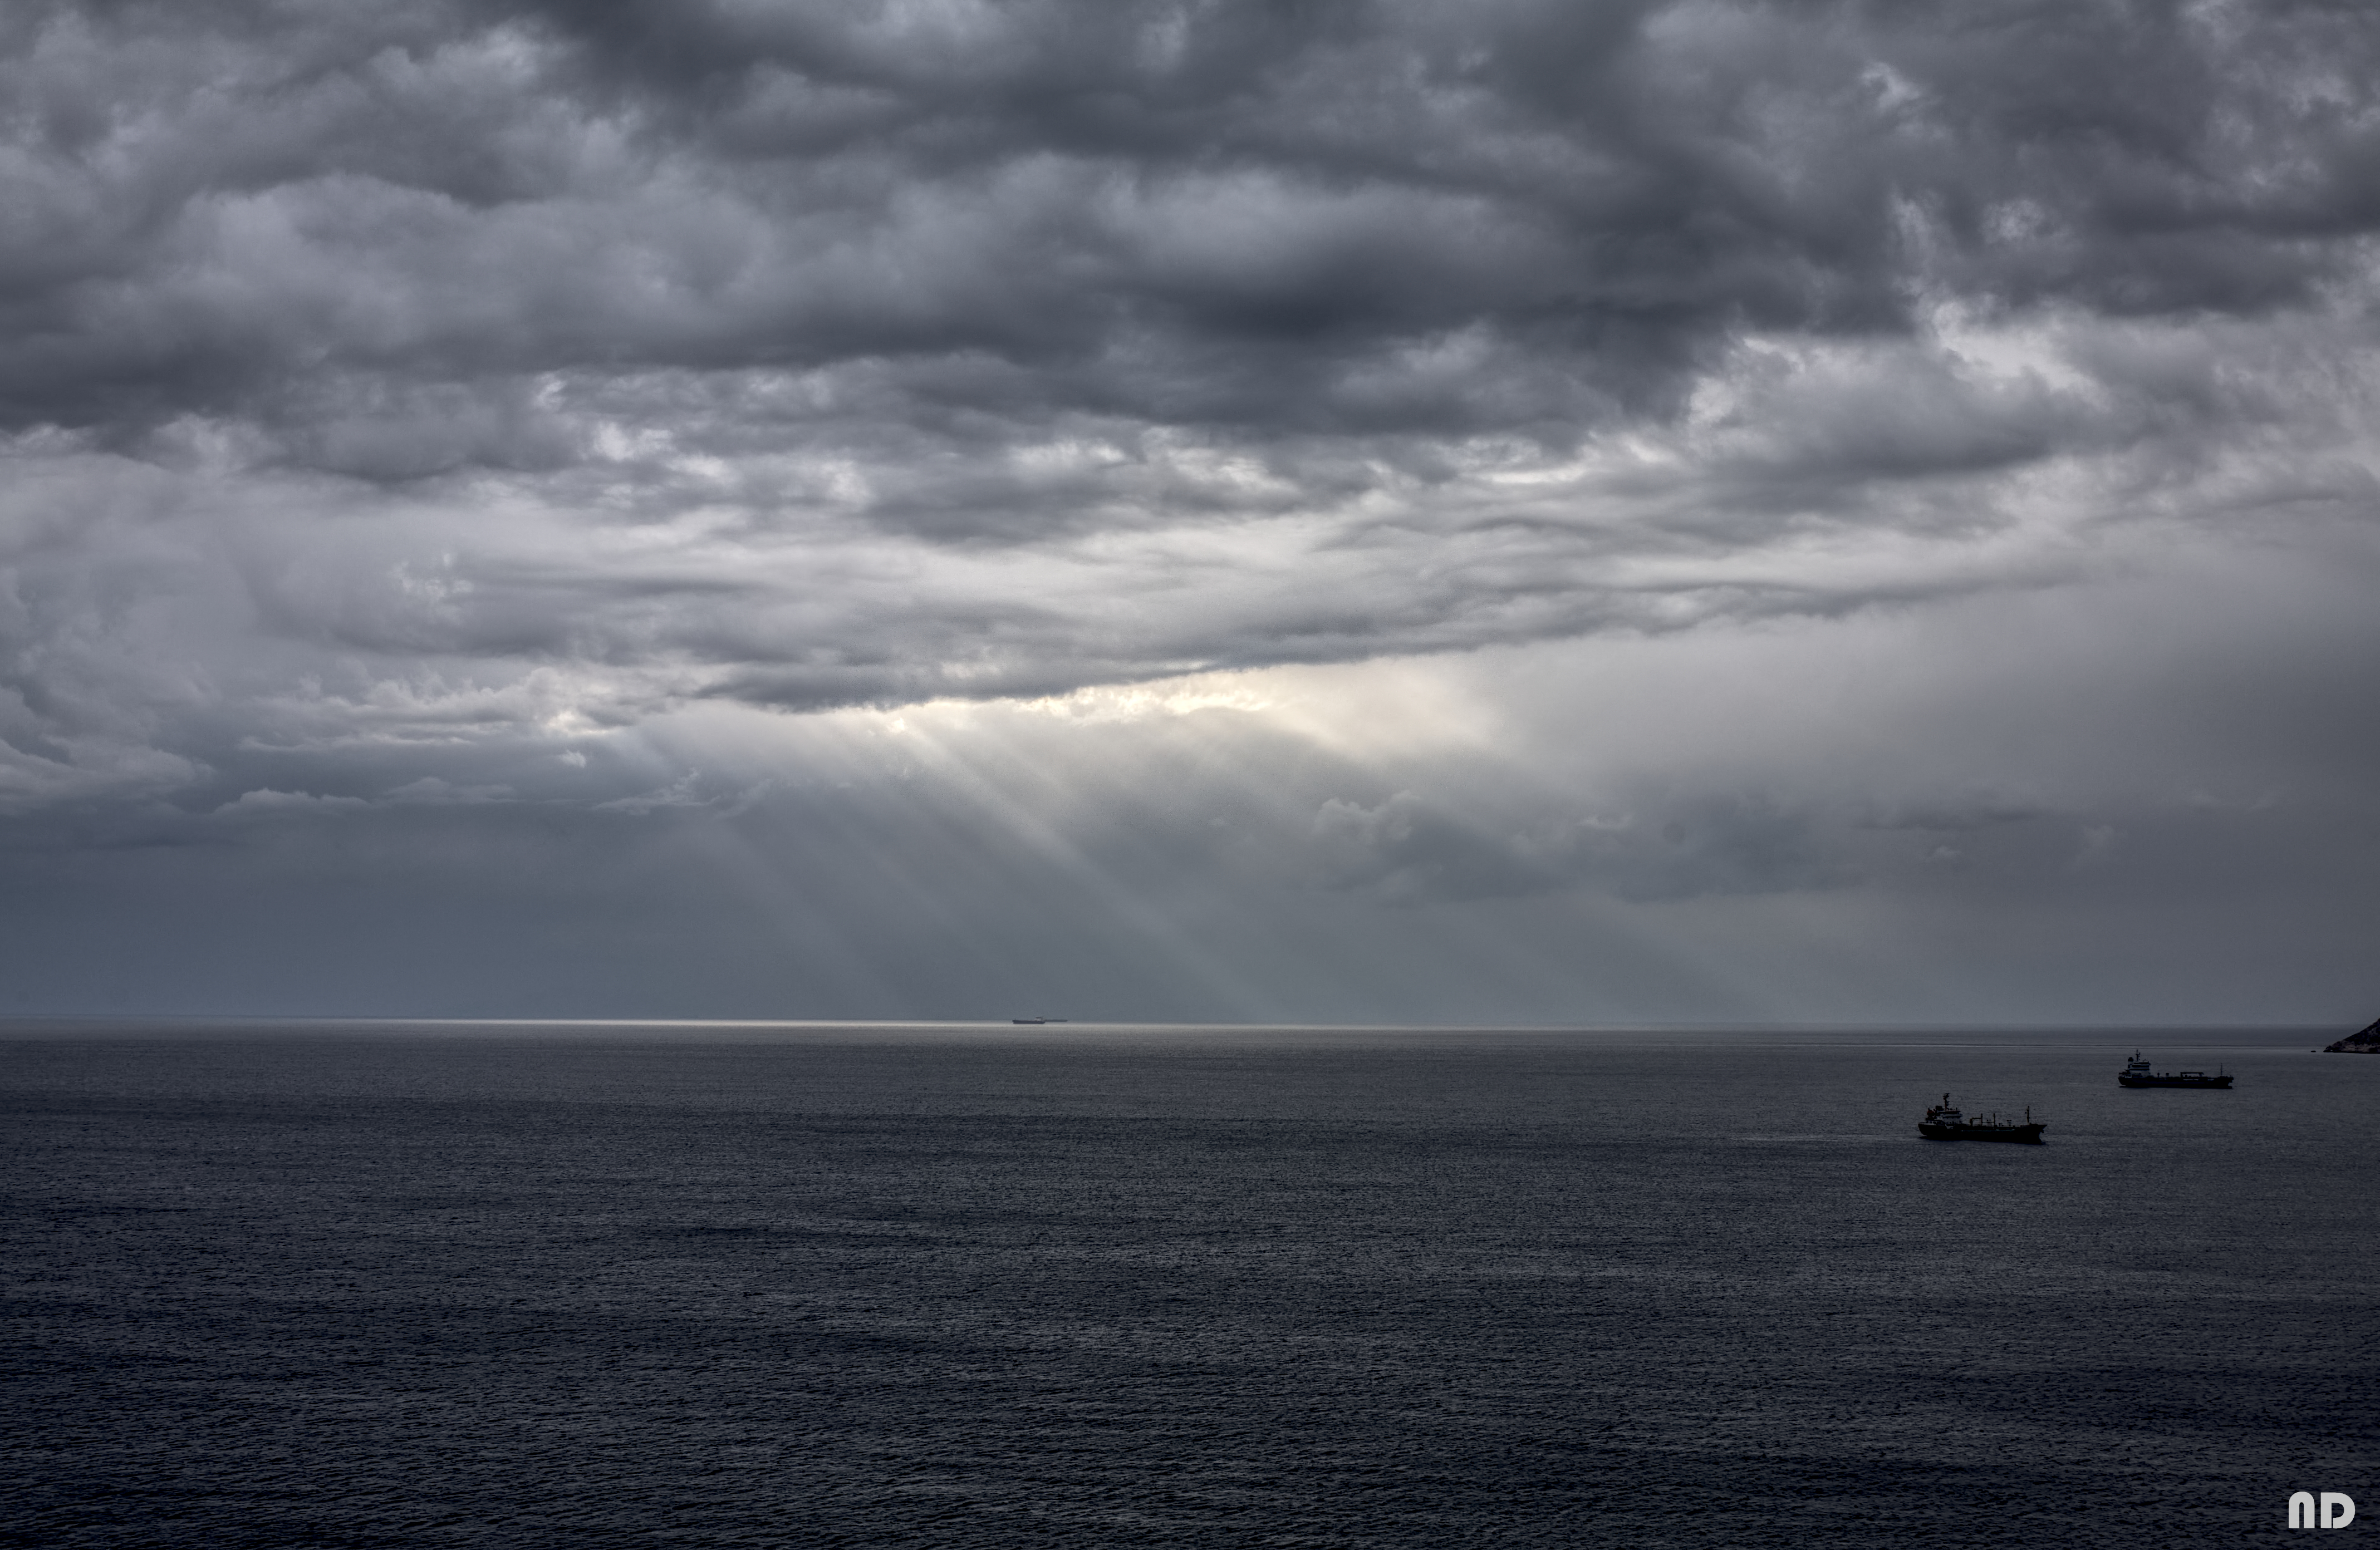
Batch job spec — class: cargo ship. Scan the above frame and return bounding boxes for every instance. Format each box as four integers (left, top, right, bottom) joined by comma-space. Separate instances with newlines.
1917, 1094, 2045, 1143
2117, 1051, 2232, 1088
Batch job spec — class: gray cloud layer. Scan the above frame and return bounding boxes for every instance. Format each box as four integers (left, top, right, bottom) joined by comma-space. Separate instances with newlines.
1, 1, 2375, 1017
16, 0, 2376, 428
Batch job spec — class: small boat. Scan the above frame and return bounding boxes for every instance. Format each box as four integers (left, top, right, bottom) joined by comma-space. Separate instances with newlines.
1918, 1094, 2045, 1143
2117, 1051, 2232, 1088
1011, 1017, 1047, 1025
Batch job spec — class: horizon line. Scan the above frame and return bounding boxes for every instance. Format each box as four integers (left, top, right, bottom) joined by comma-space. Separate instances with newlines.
0, 1013, 2352, 1034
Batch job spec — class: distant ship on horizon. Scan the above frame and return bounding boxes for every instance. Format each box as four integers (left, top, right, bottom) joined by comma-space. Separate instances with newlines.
2117, 1051, 2233, 1088
1917, 1094, 2045, 1144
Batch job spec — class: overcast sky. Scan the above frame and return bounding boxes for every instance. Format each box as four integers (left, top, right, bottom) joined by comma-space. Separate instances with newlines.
1, 0, 2374, 1023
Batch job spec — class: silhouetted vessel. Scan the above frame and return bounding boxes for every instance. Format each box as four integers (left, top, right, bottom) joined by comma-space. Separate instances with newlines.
1918, 1094, 2045, 1143
2117, 1051, 2232, 1088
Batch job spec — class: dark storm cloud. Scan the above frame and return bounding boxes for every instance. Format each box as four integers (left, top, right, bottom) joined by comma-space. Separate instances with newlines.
11, 0, 2378, 444
2, 0, 2378, 831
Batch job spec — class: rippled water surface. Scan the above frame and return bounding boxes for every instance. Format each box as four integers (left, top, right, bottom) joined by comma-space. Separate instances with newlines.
3, 1022, 2373, 1547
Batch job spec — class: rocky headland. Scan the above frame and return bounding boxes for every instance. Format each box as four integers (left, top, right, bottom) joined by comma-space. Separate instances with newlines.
2322, 1016, 2380, 1053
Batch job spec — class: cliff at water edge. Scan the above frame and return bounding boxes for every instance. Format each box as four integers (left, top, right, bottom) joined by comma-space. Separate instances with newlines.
2320, 1017, 2380, 1053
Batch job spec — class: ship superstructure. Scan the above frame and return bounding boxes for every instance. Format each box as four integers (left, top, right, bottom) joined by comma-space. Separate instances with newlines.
2117, 1052, 2232, 1089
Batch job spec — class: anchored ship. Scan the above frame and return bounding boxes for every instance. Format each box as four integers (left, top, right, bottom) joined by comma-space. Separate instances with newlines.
1918, 1094, 2045, 1144
2117, 1051, 2232, 1088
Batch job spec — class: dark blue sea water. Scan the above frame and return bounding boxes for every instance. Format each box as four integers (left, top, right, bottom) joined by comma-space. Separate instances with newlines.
2, 1023, 2372, 1547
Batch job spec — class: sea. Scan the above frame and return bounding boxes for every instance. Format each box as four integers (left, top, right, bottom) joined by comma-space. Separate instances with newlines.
2, 1022, 2371, 1547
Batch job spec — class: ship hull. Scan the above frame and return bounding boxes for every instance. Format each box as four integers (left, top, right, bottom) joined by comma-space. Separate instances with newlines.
1917, 1122, 2047, 1143
2117, 1074, 2231, 1088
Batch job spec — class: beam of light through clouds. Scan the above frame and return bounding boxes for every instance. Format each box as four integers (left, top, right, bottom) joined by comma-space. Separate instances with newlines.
0, 0, 2374, 1020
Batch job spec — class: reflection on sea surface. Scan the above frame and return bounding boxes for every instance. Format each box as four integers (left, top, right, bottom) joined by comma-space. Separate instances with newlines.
2, 1024, 2371, 1547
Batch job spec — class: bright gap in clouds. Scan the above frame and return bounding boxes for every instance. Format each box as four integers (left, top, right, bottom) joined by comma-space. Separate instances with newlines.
15, 529, 2336, 1026
0, 533, 2371, 1023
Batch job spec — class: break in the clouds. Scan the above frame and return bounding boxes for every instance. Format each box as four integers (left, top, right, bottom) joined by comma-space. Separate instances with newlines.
1, 0, 2376, 1019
